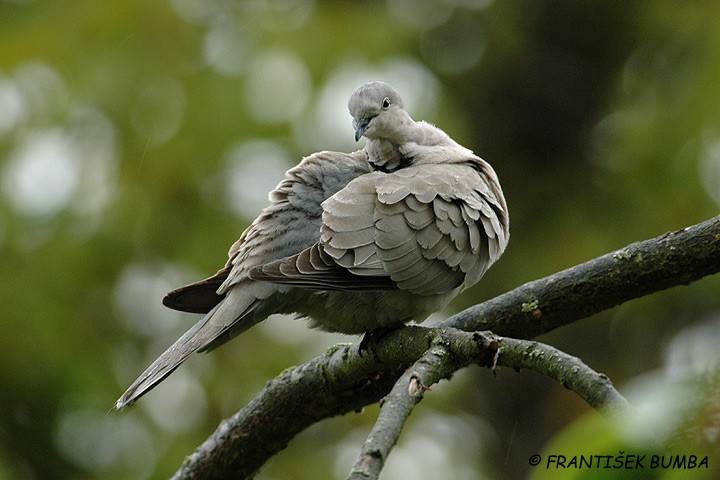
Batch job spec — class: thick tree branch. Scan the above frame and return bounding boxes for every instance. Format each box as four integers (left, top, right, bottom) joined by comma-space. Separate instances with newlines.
173, 216, 720, 480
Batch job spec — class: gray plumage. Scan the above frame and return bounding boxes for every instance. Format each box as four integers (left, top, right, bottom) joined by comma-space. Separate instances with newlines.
114, 81, 509, 410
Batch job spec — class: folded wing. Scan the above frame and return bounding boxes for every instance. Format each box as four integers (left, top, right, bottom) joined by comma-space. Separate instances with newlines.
251, 159, 509, 295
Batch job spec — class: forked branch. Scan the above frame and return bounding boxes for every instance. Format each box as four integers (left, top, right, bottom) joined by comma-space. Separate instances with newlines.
172, 216, 720, 480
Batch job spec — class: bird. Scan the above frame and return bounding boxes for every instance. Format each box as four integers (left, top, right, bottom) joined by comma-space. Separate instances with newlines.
114, 81, 509, 410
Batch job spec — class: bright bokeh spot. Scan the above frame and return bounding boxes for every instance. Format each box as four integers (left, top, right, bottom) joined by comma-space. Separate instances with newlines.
141, 369, 209, 433
1, 128, 81, 216
12, 61, 68, 122
54, 403, 156, 479
113, 263, 196, 337
0, 74, 25, 137
204, 15, 253, 76
244, 50, 311, 124
222, 139, 293, 218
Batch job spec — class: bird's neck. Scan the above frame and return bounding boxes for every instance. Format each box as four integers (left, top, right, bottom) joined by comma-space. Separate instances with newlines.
365, 121, 458, 172
365, 139, 410, 172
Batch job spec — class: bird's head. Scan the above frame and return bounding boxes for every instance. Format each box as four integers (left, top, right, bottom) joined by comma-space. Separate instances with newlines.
348, 81, 410, 143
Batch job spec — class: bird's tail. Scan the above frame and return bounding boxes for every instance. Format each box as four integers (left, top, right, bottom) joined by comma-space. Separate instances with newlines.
113, 290, 263, 410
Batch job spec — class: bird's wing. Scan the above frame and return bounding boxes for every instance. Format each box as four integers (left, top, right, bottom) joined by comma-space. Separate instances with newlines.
115, 150, 372, 409
161, 150, 372, 313
251, 159, 509, 296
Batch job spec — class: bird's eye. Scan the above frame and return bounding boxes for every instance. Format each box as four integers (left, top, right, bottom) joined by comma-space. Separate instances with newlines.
382, 97, 390, 109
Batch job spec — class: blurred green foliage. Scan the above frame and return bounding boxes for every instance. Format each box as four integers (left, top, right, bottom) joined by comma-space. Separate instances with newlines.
1, 1, 719, 479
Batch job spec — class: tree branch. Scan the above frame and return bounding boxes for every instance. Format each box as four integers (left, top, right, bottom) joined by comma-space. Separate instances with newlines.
171, 327, 434, 480
347, 347, 450, 480
347, 331, 499, 480
442, 216, 720, 337
496, 338, 631, 417
345, 331, 632, 480
172, 215, 720, 480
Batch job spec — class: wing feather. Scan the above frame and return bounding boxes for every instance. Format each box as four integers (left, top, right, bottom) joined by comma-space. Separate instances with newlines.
250, 157, 509, 297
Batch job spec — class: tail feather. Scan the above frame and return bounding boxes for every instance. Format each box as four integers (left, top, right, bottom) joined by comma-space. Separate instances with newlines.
162, 265, 231, 314
114, 292, 261, 410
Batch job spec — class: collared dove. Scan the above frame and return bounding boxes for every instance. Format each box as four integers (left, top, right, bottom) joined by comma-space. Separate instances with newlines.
114, 81, 509, 410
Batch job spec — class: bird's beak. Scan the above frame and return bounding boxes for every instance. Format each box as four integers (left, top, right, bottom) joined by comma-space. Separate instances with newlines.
354, 118, 370, 142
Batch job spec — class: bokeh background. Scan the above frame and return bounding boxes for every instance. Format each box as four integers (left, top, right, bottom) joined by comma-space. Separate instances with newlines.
1, 1, 720, 479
